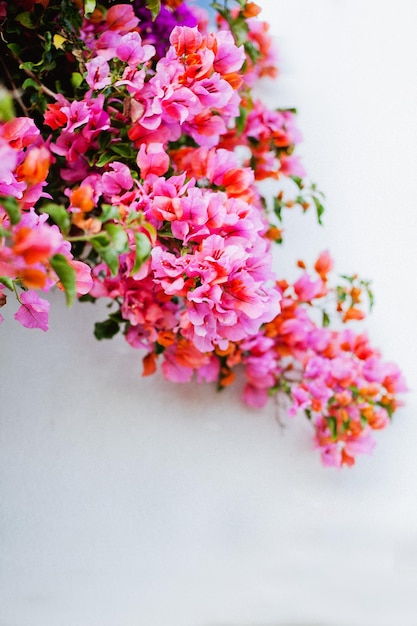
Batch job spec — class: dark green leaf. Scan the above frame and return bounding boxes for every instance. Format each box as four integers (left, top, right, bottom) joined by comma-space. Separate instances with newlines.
111, 143, 134, 158
94, 318, 120, 340
327, 416, 338, 441
50, 253, 76, 306
322, 310, 330, 327
273, 197, 283, 222
96, 152, 117, 167
236, 104, 248, 135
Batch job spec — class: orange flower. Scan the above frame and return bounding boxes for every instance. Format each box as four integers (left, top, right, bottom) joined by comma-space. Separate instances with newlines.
71, 213, 102, 234
18, 268, 47, 289
341, 448, 355, 467
342, 307, 365, 323
70, 184, 95, 213
16, 146, 50, 185
314, 250, 333, 281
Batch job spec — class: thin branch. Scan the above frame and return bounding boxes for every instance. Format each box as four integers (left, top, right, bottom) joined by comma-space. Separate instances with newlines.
0, 56, 29, 116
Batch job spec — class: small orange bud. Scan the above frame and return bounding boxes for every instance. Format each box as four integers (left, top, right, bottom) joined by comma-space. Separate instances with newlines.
243, 2, 262, 18
142, 352, 157, 377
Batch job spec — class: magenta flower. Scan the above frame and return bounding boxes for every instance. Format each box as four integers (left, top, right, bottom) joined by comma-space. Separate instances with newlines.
14, 290, 50, 332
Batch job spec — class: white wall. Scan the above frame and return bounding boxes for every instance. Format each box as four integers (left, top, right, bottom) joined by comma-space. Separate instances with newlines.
1, 1, 417, 624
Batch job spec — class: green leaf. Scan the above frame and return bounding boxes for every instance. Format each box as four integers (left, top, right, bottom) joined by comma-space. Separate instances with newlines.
98, 133, 111, 153
273, 196, 283, 222
22, 78, 40, 91
100, 204, 120, 223
290, 175, 303, 189
313, 195, 325, 225
1, 196, 21, 225
322, 310, 330, 327
132, 232, 151, 275
94, 318, 120, 340
236, 104, 248, 135
96, 152, 117, 167
50, 254, 76, 306
90, 233, 111, 247
146, 0, 161, 20
71, 72, 83, 89
327, 416, 338, 441
0, 276, 15, 291
90, 237, 119, 275
244, 41, 260, 64
0, 87, 16, 122
40, 203, 71, 235
84, 0, 96, 16
15, 11, 36, 29
111, 143, 134, 158
105, 223, 129, 252
7, 43, 22, 56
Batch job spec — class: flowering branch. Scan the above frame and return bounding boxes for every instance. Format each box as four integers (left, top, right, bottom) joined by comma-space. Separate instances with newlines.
0, 0, 406, 467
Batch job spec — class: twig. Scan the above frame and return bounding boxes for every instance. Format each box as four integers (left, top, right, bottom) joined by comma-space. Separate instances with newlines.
0, 56, 29, 116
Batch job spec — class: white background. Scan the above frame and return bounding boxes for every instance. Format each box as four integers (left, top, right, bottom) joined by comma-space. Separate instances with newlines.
1, 1, 417, 624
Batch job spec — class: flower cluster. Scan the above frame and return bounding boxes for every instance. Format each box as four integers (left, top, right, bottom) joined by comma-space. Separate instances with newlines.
0, 0, 406, 466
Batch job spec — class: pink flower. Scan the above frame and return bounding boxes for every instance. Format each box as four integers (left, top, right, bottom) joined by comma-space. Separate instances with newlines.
14, 290, 50, 332
279, 154, 306, 178
213, 30, 245, 74
102, 161, 134, 199
2, 117, 39, 149
116, 32, 155, 67
85, 57, 111, 90
106, 4, 139, 33
72, 260, 93, 295
294, 272, 325, 302
137, 143, 170, 178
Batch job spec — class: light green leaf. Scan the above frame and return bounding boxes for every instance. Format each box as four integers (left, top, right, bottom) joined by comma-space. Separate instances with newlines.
146, 0, 161, 20
132, 232, 151, 275
1, 196, 21, 226
0, 276, 15, 291
40, 203, 71, 235
84, 0, 96, 16
105, 223, 129, 252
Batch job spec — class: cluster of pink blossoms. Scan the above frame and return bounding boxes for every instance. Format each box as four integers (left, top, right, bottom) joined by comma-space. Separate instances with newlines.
0, 117, 92, 329
0, 0, 406, 466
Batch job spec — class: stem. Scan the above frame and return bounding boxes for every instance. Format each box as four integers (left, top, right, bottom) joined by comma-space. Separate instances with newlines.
12, 281, 22, 305
0, 57, 29, 116
7, 48, 59, 101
